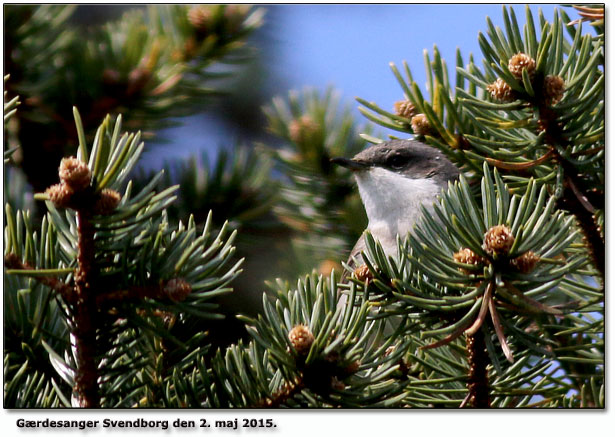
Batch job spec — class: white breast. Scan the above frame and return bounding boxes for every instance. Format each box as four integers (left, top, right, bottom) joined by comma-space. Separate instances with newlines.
355, 167, 442, 255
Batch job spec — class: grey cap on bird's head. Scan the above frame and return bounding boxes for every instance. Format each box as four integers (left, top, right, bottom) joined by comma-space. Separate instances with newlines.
331, 139, 459, 186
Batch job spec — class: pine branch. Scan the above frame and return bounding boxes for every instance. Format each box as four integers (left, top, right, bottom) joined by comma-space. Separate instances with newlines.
219, 272, 413, 408
4, 4, 604, 410
262, 88, 370, 274
556, 180, 604, 279
4, 4, 265, 192
3, 254, 74, 302
356, 8, 604, 282
464, 330, 490, 408
256, 378, 306, 408
342, 163, 599, 406
70, 210, 98, 407
5, 110, 245, 407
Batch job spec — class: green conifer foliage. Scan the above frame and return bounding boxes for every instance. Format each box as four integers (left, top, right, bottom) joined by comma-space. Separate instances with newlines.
4, 4, 603, 408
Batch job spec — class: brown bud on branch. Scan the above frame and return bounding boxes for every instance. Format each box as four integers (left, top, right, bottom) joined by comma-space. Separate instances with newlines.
508, 53, 536, 80
410, 113, 431, 136
483, 225, 515, 257
288, 324, 315, 355
59, 157, 91, 191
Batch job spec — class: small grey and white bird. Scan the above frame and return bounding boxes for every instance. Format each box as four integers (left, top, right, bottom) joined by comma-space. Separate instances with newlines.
332, 139, 459, 273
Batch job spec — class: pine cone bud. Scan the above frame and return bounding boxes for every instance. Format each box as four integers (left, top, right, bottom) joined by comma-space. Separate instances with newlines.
180, 37, 198, 60
353, 264, 372, 282
127, 67, 151, 96
453, 248, 486, 273
163, 278, 192, 302
330, 377, 345, 391
486, 78, 515, 102
288, 324, 314, 355
344, 360, 360, 374
410, 113, 431, 136
508, 53, 536, 80
510, 251, 540, 273
482, 225, 515, 257
187, 5, 214, 32
4, 252, 21, 268
223, 5, 249, 33
288, 115, 320, 145
394, 99, 417, 119
59, 157, 91, 191
543, 75, 565, 105
93, 188, 121, 215
45, 183, 74, 209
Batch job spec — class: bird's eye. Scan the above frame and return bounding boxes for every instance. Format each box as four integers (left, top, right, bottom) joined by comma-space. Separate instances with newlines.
386, 155, 408, 169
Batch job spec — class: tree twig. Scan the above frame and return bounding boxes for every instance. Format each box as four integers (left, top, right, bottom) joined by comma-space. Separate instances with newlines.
465, 329, 490, 408
3, 254, 76, 304
73, 210, 100, 408
257, 377, 305, 408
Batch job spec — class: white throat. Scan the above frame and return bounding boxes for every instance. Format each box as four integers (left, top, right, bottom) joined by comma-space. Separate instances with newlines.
355, 167, 442, 254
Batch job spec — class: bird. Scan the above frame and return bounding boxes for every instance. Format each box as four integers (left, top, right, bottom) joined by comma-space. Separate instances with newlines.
331, 139, 459, 276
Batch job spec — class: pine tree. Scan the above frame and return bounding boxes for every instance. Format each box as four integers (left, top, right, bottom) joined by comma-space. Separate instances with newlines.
4, 4, 604, 408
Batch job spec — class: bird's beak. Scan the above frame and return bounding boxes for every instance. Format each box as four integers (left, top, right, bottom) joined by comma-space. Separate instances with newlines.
331, 157, 369, 171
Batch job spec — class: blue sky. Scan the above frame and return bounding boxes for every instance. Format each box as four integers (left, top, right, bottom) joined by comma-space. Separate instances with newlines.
272, 4, 525, 106
142, 4, 582, 169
